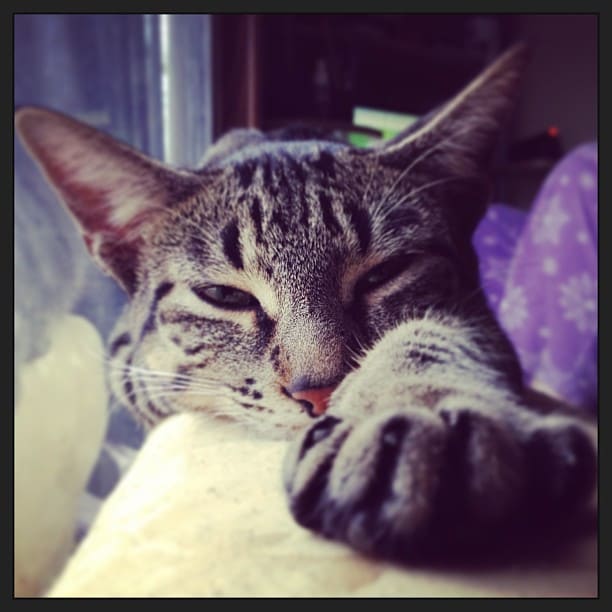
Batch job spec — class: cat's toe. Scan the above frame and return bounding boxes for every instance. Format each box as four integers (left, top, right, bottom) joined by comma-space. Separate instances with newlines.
324, 412, 447, 555
284, 410, 447, 557
524, 420, 597, 510
437, 408, 526, 523
283, 415, 352, 530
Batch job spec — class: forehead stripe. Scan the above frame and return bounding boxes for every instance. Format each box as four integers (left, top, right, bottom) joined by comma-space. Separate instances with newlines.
284, 155, 310, 224
311, 150, 336, 179
318, 191, 341, 234
344, 204, 371, 255
236, 159, 256, 189
140, 281, 174, 339
250, 196, 263, 243
221, 220, 244, 269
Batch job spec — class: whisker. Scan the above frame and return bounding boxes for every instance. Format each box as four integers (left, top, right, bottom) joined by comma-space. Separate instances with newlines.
138, 383, 222, 394
375, 124, 481, 215
145, 389, 228, 401
404, 176, 468, 201
123, 370, 220, 383
139, 378, 224, 390
81, 342, 116, 366
106, 362, 221, 385
348, 331, 370, 361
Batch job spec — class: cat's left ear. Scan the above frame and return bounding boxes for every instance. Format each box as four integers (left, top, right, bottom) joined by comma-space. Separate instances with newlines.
372, 44, 528, 175
15, 107, 203, 294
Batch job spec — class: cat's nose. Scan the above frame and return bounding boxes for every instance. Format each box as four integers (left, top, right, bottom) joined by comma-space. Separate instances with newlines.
288, 382, 337, 417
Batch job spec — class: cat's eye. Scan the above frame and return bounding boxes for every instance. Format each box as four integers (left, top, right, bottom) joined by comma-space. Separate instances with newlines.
192, 285, 258, 310
356, 255, 418, 294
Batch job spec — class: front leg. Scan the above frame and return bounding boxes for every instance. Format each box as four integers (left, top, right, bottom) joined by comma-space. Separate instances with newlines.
283, 318, 597, 559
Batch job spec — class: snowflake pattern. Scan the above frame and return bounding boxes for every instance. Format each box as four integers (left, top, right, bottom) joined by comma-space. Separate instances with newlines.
542, 257, 558, 276
559, 272, 597, 333
499, 284, 528, 331
538, 327, 551, 339
473, 144, 596, 411
531, 193, 570, 245
482, 255, 510, 282
530, 349, 573, 395
579, 172, 595, 190
529, 345, 597, 410
515, 344, 542, 379
482, 234, 498, 246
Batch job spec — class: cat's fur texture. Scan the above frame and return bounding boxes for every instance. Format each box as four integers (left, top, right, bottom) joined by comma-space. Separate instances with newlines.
16, 45, 596, 560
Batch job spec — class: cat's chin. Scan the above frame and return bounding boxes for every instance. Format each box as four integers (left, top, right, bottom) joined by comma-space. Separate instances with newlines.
198, 410, 309, 442
234, 413, 314, 442
165, 398, 313, 442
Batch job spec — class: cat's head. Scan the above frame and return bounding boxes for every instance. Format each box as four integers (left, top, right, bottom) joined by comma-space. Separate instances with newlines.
15, 45, 527, 437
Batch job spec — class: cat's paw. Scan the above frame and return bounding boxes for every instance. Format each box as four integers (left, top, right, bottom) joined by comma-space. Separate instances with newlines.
283, 406, 596, 560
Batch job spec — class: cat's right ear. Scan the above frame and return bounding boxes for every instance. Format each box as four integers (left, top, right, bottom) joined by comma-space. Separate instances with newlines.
15, 106, 202, 294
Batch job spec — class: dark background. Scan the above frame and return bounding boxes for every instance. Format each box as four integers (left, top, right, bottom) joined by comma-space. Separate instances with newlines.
15, 14, 598, 211
213, 14, 597, 208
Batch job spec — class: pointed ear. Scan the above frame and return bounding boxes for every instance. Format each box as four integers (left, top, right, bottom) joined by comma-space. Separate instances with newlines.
15, 106, 202, 294
371, 43, 529, 177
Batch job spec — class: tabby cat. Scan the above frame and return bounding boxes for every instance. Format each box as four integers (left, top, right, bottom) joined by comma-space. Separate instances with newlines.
16, 45, 596, 560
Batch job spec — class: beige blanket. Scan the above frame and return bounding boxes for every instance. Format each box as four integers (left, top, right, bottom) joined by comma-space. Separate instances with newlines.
47, 413, 597, 597
14, 316, 108, 596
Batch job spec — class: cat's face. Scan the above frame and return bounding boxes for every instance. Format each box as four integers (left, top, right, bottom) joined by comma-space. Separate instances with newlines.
16, 45, 527, 437
125, 142, 476, 433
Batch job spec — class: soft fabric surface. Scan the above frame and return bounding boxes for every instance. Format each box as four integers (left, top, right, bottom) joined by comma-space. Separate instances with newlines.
14, 315, 108, 597
474, 143, 598, 412
47, 412, 597, 598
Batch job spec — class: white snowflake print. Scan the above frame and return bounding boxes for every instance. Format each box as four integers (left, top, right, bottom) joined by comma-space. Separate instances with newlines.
516, 345, 542, 378
577, 230, 589, 244
530, 349, 573, 398
499, 284, 528, 331
532, 193, 570, 245
542, 256, 558, 276
482, 234, 497, 246
482, 255, 509, 282
559, 272, 597, 333
579, 172, 595, 190
538, 327, 551, 339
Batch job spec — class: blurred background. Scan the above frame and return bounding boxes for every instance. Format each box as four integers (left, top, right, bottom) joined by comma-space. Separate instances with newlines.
13, 13, 598, 553
15, 14, 597, 208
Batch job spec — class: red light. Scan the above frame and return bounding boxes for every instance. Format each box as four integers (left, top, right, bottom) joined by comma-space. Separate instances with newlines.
548, 125, 560, 138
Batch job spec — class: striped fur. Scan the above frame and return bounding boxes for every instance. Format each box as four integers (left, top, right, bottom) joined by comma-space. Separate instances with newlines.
16, 45, 596, 560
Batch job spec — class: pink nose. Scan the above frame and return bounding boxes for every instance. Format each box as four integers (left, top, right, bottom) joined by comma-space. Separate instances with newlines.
290, 385, 336, 416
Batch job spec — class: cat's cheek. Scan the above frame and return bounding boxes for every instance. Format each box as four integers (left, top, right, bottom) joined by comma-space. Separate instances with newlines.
138, 339, 182, 374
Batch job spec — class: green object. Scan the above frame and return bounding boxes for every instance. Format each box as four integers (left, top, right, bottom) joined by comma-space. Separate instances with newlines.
348, 132, 372, 148
349, 106, 419, 148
